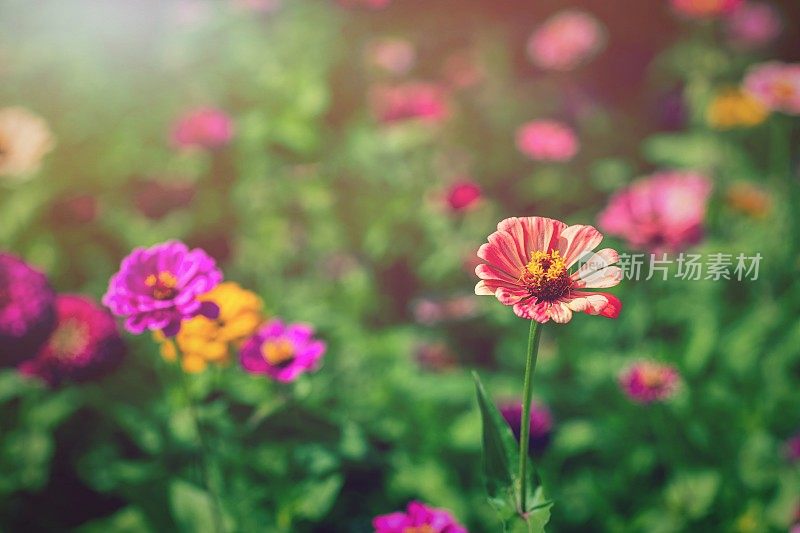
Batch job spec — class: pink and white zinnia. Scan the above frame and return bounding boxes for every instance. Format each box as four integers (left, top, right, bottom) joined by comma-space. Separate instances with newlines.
475, 217, 622, 324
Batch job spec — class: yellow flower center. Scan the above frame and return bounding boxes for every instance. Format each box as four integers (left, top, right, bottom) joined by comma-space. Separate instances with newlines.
50, 319, 89, 358
640, 366, 667, 389
772, 80, 796, 101
261, 339, 296, 366
145, 271, 178, 300
522, 250, 571, 302
403, 527, 435, 533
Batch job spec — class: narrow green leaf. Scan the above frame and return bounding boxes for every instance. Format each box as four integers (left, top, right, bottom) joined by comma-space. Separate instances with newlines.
473, 371, 517, 509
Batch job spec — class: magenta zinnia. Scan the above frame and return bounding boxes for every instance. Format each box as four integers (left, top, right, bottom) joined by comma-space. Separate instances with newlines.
372, 501, 468, 533
19, 295, 125, 387
475, 216, 622, 323
239, 319, 326, 383
102, 240, 223, 337
619, 361, 680, 404
0, 253, 56, 367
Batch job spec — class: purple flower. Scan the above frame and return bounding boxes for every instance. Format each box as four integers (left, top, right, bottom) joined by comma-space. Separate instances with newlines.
239, 319, 326, 383
0, 253, 56, 367
19, 295, 125, 387
102, 240, 222, 337
499, 401, 554, 455
784, 433, 800, 463
373, 501, 468, 533
619, 361, 680, 404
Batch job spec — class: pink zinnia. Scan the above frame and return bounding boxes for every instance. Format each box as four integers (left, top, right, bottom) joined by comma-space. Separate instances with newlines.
598, 171, 712, 252
475, 216, 622, 324
239, 319, 326, 383
370, 82, 449, 124
103, 240, 223, 337
171, 107, 234, 150
336, 0, 391, 9
526, 10, 606, 72
725, 3, 781, 49
0, 253, 56, 367
373, 501, 467, 533
445, 180, 482, 211
366, 38, 416, 76
671, 0, 743, 18
619, 361, 680, 404
516, 120, 579, 162
743, 62, 800, 115
19, 295, 125, 387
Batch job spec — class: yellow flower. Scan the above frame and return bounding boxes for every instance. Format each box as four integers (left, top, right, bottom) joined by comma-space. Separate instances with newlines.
0, 107, 55, 180
155, 282, 264, 373
707, 88, 768, 130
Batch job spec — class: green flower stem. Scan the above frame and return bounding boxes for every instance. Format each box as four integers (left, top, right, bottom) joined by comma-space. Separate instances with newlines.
518, 319, 543, 513
180, 372, 226, 533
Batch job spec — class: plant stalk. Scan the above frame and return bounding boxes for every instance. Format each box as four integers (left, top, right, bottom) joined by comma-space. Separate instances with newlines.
518, 319, 543, 513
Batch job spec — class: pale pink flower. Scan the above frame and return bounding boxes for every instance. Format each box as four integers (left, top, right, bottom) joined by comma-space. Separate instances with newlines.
598, 171, 712, 252
336, 0, 391, 9
526, 10, 606, 72
171, 107, 234, 150
369, 82, 449, 124
475, 216, 622, 324
725, 2, 781, 49
232, 0, 281, 12
366, 38, 415, 76
0, 107, 55, 181
516, 120, 579, 162
743, 62, 800, 115
620, 361, 680, 403
671, 0, 743, 18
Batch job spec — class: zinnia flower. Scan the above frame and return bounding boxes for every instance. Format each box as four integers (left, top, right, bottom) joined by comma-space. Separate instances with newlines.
516, 120, 579, 162
784, 433, 800, 463
671, 0, 743, 18
0, 107, 55, 181
239, 319, 326, 382
103, 240, 223, 337
336, 0, 391, 9
707, 87, 769, 129
474, 216, 622, 323
725, 2, 781, 49
373, 501, 467, 533
598, 171, 712, 252
743, 62, 800, 115
369, 82, 449, 124
0, 253, 56, 367
157, 282, 264, 373
445, 180, 482, 211
19, 295, 125, 387
171, 107, 234, 150
499, 400, 553, 455
526, 10, 606, 72
366, 38, 416, 76
619, 361, 680, 403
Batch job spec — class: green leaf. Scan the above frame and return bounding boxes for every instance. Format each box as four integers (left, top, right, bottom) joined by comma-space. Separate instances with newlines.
473, 371, 518, 516
76, 506, 151, 533
169, 479, 220, 533
473, 372, 552, 531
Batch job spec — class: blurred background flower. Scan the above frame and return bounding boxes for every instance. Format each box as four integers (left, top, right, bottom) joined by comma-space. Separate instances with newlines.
239, 319, 326, 382
0, 107, 55, 181
0, 253, 56, 367
619, 361, 680, 404
18, 295, 125, 387
373, 500, 467, 533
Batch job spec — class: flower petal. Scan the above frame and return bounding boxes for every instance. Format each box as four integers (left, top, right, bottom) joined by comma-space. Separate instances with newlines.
557, 224, 603, 267
566, 290, 622, 318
